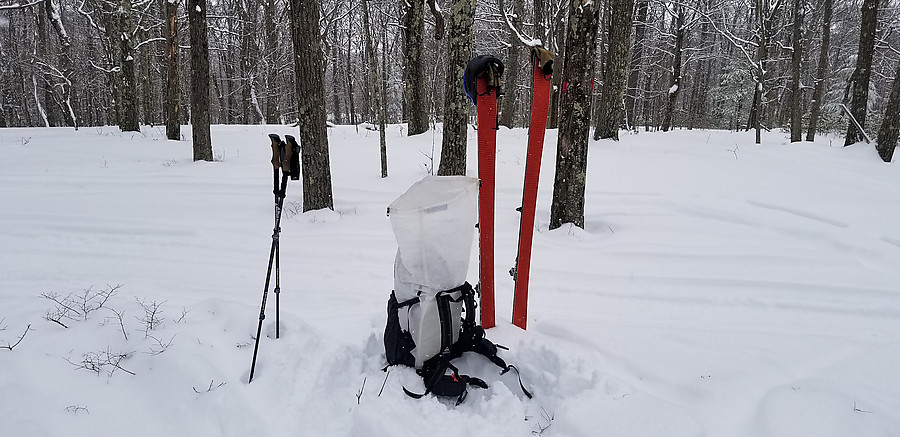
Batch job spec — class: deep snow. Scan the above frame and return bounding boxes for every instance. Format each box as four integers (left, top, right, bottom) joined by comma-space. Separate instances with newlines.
1, 124, 899, 436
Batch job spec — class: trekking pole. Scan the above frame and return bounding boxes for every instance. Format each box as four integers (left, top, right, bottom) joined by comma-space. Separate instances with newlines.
280, 135, 300, 338
249, 133, 298, 383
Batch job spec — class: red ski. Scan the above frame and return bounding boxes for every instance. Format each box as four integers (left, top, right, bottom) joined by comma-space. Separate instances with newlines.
511, 48, 554, 330
464, 55, 504, 329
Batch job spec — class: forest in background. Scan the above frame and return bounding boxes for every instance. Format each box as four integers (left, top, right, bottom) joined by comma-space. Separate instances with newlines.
0, 0, 898, 140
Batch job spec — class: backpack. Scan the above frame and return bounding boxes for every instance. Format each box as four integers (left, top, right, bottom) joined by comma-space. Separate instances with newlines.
384, 283, 532, 404
384, 176, 531, 404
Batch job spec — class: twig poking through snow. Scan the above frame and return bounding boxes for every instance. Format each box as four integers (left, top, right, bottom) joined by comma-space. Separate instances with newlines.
356, 377, 367, 404
66, 348, 135, 376
853, 402, 873, 414
378, 371, 390, 397
193, 380, 226, 394
529, 406, 555, 435
65, 405, 89, 414
1, 323, 31, 351
42, 284, 122, 327
134, 297, 166, 337
104, 307, 128, 341
147, 334, 176, 356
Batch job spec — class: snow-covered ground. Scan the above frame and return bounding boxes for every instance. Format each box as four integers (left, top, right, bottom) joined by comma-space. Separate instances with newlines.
1, 124, 898, 436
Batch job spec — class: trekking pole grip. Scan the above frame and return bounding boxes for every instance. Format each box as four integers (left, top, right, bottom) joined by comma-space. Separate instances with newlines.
268, 133, 283, 169
284, 135, 301, 181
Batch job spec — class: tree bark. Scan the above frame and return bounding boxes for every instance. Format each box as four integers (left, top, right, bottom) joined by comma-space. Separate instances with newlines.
403, 0, 429, 135
499, 0, 524, 129
189, 0, 213, 161
789, 0, 803, 142
594, 0, 634, 141
662, 6, 685, 132
876, 60, 900, 162
362, 0, 387, 177
748, 0, 778, 145
118, 0, 139, 132
331, 26, 343, 124
550, 0, 602, 230
263, 0, 280, 123
437, 0, 475, 176
806, 0, 832, 142
290, 0, 334, 210
239, 1, 257, 124
844, 0, 878, 146
347, 23, 357, 125
36, 1, 53, 127
626, 0, 649, 130
164, 0, 181, 140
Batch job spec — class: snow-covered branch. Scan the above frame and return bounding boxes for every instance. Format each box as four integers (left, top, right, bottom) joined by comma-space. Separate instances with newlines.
133, 37, 166, 51
88, 60, 121, 74
77, 0, 106, 33
0, 0, 44, 11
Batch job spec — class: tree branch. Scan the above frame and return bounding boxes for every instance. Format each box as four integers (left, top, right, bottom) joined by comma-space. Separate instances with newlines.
1, 324, 31, 351
0, 0, 44, 11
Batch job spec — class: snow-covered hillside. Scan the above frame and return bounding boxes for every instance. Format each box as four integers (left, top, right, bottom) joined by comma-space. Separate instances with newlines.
1, 124, 898, 436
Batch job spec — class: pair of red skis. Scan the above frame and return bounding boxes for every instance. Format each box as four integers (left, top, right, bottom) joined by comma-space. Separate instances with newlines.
470, 47, 554, 330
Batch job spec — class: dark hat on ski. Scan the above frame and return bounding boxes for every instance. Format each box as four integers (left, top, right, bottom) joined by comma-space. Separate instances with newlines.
463, 55, 504, 105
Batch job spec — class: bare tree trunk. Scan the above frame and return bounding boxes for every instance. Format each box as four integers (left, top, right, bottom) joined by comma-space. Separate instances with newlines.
437, 0, 475, 176
403, 0, 429, 135
876, 60, 900, 162
189, 0, 213, 161
239, 2, 257, 124
789, 0, 803, 142
626, 0, 649, 130
662, 5, 685, 132
331, 26, 343, 124
380, 26, 389, 176
263, 0, 279, 123
362, 0, 387, 177
165, 0, 181, 140
594, 0, 633, 141
499, 0, 524, 128
806, 0, 832, 141
118, 0, 139, 132
748, 0, 778, 145
346, 22, 357, 125
140, 35, 152, 126
844, 0, 878, 146
36, 1, 53, 127
289, 0, 334, 210
642, 55, 652, 131
550, 0, 602, 230
548, 16, 565, 130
